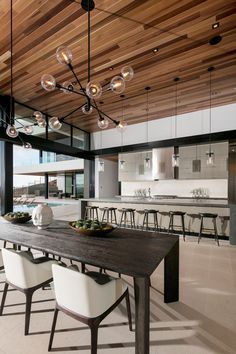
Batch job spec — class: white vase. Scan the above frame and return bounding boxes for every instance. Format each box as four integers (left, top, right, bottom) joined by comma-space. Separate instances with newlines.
32, 203, 53, 229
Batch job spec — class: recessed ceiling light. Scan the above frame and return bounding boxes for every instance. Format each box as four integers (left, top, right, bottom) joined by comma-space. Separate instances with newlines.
209, 35, 222, 45
109, 67, 114, 71
212, 22, 220, 29
152, 48, 159, 53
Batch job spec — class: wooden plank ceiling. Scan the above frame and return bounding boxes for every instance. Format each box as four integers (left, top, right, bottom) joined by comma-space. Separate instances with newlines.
0, 0, 236, 133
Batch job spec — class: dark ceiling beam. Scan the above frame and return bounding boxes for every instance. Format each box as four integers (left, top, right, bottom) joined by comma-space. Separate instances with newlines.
0, 127, 95, 160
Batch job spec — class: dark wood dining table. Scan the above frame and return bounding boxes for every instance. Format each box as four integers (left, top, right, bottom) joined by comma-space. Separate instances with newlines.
0, 220, 179, 354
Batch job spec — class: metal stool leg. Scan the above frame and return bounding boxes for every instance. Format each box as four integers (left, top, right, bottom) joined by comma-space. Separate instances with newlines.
120, 211, 124, 227
101, 210, 106, 223
132, 211, 136, 228
213, 218, 220, 246
181, 214, 186, 241
168, 214, 173, 233
198, 216, 203, 243
95, 208, 99, 220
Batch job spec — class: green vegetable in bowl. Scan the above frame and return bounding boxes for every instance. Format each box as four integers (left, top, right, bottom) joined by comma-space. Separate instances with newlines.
5, 211, 30, 219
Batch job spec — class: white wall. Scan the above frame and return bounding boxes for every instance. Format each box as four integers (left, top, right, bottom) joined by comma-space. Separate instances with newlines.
121, 179, 228, 198
90, 103, 236, 150
14, 159, 84, 175
95, 158, 118, 198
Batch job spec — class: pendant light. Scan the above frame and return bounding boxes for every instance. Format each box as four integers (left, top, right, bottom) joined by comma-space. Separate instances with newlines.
119, 95, 126, 169
97, 131, 104, 172
192, 145, 201, 172
172, 77, 180, 167
206, 66, 215, 166
144, 87, 151, 169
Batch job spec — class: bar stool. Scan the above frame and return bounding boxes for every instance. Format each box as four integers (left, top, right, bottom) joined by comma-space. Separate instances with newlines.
198, 213, 219, 246
101, 207, 117, 225
158, 211, 169, 232
186, 213, 201, 233
84, 206, 99, 220
142, 209, 159, 231
168, 211, 186, 241
120, 208, 136, 228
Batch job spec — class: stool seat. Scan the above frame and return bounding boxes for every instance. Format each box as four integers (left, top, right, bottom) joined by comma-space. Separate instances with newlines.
199, 213, 217, 218
187, 213, 201, 218
219, 215, 230, 220
170, 211, 186, 216
122, 208, 135, 212
144, 209, 158, 213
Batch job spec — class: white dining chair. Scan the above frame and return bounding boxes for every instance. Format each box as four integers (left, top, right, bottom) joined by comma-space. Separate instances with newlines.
48, 264, 133, 354
0, 248, 58, 335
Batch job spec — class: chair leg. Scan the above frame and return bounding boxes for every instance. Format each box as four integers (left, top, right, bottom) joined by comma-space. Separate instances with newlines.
125, 290, 133, 331
90, 324, 99, 354
0, 282, 9, 315
181, 215, 186, 241
213, 218, 220, 246
198, 217, 203, 244
48, 307, 59, 351
25, 291, 33, 335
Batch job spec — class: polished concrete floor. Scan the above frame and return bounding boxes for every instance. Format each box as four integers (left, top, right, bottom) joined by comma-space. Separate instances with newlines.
0, 205, 236, 354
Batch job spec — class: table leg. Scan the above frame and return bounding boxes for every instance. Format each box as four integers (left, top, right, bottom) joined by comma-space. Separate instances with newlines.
164, 239, 179, 303
134, 277, 150, 354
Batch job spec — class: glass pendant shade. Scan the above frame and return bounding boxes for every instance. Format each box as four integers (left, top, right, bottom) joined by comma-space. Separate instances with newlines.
116, 120, 127, 132
6, 125, 18, 138
24, 125, 34, 135
82, 103, 93, 115
41, 74, 56, 91
144, 156, 151, 169
121, 66, 134, 81
23, 142, 32, 149
172, 154, 179, 167
97, 117, 109, 129
61, 81, 74, 94
33, 111, 43, 120
120, 159, 126, 169
56, 46, 72, 65
37, 119, 46, 128
206, 151, 214, 166
49, 117, 62, 130
86, 81, 102, 99
110, 76, 125, 94
98, 159, 104, 172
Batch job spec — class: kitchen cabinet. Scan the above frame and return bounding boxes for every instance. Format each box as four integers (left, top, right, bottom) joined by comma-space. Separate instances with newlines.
179, 142, 228, 179
152, 147, 174, 180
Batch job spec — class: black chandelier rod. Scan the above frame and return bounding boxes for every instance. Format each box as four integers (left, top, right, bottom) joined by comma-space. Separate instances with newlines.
60, 104, 85, 122
10, 0, 14, 125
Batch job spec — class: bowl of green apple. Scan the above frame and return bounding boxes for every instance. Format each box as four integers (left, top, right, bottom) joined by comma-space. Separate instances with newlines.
69, 219, 114, 236
3, 212, 31, 224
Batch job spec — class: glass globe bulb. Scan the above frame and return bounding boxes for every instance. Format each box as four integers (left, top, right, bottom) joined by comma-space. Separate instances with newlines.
37, 119, 46, 128
144, 157, 151, 169
97, 117, 109, 129
120, 159, 126, 169
61, 81, 74, 94
23, 142, 32, 149
49, 117, 62, 130
33, 111, 43, 120
172, 154, 179, 167
24, 125, 34, 135
206, 151, 214, 166
82, 103, 93, 115
121, 66, 134, 81
98, 159, 104, 172
6, 125, 18, 138
110, 76, 126, 94
86, 81, 102, 99
116, 120, 127, 132
41, 74, 56, 91
56, 46, 72, 65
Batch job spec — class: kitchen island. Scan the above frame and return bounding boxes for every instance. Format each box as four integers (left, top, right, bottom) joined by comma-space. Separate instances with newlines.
79, 197, 230, 238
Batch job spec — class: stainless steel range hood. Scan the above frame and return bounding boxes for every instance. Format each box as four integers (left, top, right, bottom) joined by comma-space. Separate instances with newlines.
152, 147, 175, 180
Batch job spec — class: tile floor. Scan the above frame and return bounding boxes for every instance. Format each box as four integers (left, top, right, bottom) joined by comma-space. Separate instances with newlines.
0, 205, 236, 354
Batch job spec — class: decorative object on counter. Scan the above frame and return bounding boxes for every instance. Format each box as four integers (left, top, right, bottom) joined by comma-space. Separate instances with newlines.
172, 77, 180, 167
3, 212, 31, 224
191, 188, 209, 199
32, 203, 53, 229
134, 189, 147, 198
69, 219, 114, 236
206, 67, 215, 166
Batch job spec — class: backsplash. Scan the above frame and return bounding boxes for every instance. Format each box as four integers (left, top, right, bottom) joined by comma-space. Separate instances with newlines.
121, 179, 228, 198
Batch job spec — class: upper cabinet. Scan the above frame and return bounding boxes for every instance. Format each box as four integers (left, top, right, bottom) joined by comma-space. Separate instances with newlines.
179, 142, 228, 179
152, 147, 174, 180
118, 151, 152, 181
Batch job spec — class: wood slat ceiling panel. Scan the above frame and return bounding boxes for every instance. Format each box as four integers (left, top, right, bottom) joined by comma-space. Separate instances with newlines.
0, 0, 236, 133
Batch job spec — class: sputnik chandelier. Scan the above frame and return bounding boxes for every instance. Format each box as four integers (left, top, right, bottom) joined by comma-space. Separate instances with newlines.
40, 0, 134, 131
